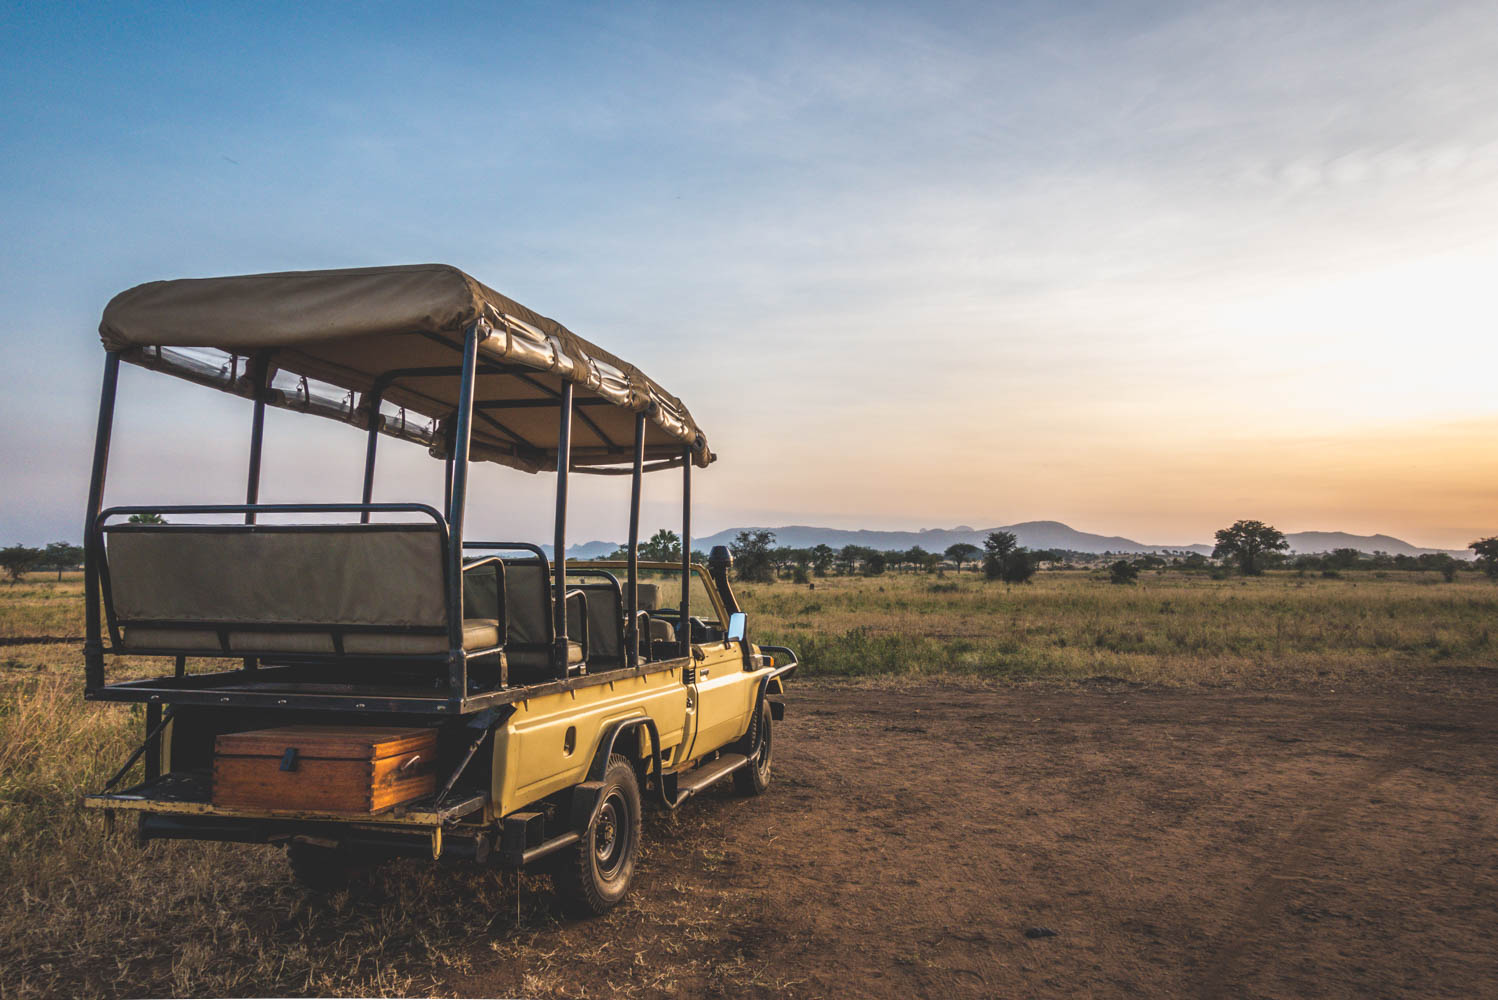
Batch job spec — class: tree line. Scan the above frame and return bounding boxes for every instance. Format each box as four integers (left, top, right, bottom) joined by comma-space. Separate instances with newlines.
7, 518, 1497, 585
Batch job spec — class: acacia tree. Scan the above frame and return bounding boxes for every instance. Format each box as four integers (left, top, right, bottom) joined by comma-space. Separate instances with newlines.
43, 542, 85, 581
731, 529, 777, 583
1471, 536, 1498, 580
945, 542, 980, 573
810, 544, 835, 577
983, 531, 1017, 581
1212, 520, 1288, 576
0, 545, 42, 584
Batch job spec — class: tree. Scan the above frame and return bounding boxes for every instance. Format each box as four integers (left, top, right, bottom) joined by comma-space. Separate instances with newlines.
945, 543, 980, 573
1471, 537, 1498, 580
862, 550, 887, 576
1212, 520, 1288, 576
1001, 549, 1037, 584
983, 531, 1018, 581
42, 541, 85, 581
810, 544, 835, 577
127, 512, 167, 525
836, 545, 861, 575
731, 530, 776, 583
1109, 560, 1139, 584
1326, 547, 1362, 570
640, 528, 681, 562
0, 545, 43, 584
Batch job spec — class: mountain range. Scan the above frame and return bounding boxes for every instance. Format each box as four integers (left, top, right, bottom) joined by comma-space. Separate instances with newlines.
550, 520, 1472, 560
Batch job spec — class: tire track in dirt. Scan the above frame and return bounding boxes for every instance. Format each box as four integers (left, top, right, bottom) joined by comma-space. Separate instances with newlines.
1195, 750, 1410, 999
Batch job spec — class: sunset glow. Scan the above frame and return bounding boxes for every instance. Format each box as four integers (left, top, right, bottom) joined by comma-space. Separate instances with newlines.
2, 1, 1495, 550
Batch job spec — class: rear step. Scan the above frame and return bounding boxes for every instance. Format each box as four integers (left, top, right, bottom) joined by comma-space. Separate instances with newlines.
666, 752, 750, 805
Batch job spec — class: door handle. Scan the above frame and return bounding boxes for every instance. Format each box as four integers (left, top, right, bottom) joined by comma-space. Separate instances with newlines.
699, 668, 711, 678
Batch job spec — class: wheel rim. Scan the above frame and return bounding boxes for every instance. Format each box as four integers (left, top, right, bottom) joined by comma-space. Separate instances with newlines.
593, 791, 630, 879
756, 705, 772, 777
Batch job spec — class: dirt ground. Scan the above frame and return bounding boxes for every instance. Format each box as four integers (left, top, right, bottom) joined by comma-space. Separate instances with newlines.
445, 677, 1498, 999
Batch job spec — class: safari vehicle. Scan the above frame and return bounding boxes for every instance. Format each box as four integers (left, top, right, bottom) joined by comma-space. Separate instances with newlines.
79, 264, 796, 913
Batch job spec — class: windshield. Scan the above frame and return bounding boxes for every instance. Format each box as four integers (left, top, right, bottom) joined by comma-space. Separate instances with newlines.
574, 563, 722, 624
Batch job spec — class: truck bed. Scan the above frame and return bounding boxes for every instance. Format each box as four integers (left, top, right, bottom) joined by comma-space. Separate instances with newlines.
89, 658, 690, 716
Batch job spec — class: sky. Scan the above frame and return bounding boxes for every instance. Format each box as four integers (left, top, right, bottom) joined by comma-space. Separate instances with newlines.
2, 0, 1496, 550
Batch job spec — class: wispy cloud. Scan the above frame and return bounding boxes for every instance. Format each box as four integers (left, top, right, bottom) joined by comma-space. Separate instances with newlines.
1, 0, 1495, 547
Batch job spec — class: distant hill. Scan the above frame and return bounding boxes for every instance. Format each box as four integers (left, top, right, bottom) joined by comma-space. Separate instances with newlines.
691, 521, 1208, 556
547, 521, 1469, 560
1279, 531, 1459, 557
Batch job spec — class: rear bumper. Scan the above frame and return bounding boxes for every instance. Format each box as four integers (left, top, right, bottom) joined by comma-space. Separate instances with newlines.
85, 771, 486, 831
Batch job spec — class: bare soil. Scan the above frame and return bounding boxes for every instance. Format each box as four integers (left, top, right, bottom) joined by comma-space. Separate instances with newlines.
449, 677, 1498, 999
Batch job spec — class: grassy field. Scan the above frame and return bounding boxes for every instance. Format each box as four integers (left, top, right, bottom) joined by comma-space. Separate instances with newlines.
748, 567, 1498, 690
0, 568, 1494, 996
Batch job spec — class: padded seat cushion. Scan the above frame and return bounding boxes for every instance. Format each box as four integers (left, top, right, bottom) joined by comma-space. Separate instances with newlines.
505, 641, 584, 671
636, 583, 662, 610
123, 618, 500, 655
647, 617, 675, 643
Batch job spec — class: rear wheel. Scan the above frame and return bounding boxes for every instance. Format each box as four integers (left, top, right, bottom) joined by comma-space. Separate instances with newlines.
557, 754, 642, 916
733, 699, 773, 796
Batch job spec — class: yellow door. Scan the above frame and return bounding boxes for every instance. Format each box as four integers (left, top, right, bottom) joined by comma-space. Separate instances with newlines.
685, 642, 759, 761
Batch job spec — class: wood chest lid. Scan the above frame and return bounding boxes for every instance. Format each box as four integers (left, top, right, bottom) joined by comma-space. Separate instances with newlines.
215, 725, 436, 762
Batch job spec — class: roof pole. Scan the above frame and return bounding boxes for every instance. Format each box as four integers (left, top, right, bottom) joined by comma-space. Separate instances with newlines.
680, 445, 691, 659
553, 382, 574, 676
83, 351, 121, 692
627, 411, 645, 667
244, 351, 271, 525
446, 323, 480, 700
359, 389, 382, 523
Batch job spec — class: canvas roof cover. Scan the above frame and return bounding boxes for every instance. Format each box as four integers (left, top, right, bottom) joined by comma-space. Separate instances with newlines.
99, 264, 712, 473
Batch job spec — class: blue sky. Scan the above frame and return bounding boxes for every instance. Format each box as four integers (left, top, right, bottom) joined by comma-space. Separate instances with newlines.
3, 0, 1496, 548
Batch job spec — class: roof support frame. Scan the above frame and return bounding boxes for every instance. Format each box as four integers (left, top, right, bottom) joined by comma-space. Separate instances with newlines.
83, 351, 121, 692
552, 383, 574, 673
507, 369, 617, 451
444, 322, 481, 700
680, 445, 691, 659
627, 412, 646, 667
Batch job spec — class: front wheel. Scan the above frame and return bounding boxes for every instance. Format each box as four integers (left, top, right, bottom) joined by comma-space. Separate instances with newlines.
557, 754, 642, 916
733, 699, 773, 796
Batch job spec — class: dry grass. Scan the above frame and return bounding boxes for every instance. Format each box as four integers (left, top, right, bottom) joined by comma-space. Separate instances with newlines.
746, 568, 1498, 690
0, 642, 581, 998
0, 569, 1493, 996
0, 576, 85, 638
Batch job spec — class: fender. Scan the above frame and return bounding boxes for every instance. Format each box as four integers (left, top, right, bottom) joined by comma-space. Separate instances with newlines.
571, 716, 666, 827
753, 653, 799, 717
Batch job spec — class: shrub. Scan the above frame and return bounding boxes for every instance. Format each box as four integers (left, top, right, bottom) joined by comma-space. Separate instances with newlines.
1108, 560, 1139, 585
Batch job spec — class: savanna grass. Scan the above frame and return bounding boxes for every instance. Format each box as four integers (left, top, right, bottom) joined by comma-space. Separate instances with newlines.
1, 568, 1493, 995
743, 568, 1498, 689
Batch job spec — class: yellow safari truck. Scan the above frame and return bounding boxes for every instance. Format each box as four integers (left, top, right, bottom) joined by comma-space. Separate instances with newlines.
79, 265, 797, 914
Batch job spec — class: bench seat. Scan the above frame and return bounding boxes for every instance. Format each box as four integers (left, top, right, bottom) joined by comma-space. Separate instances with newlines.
123, 618, 501, 655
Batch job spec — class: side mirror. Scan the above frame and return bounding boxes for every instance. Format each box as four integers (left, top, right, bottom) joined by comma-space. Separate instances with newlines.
726, 612, 747, 643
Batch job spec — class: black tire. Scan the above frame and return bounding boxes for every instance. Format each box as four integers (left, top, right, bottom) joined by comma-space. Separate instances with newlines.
733, 699, 773, 797
287, 841, 357, 893
557, 754, 642, 917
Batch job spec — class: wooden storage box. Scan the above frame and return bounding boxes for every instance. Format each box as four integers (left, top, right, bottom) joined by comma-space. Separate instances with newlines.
213, 725, 437, 813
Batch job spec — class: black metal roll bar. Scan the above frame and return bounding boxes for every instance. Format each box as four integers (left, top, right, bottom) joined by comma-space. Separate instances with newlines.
81, 316, 707, 712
